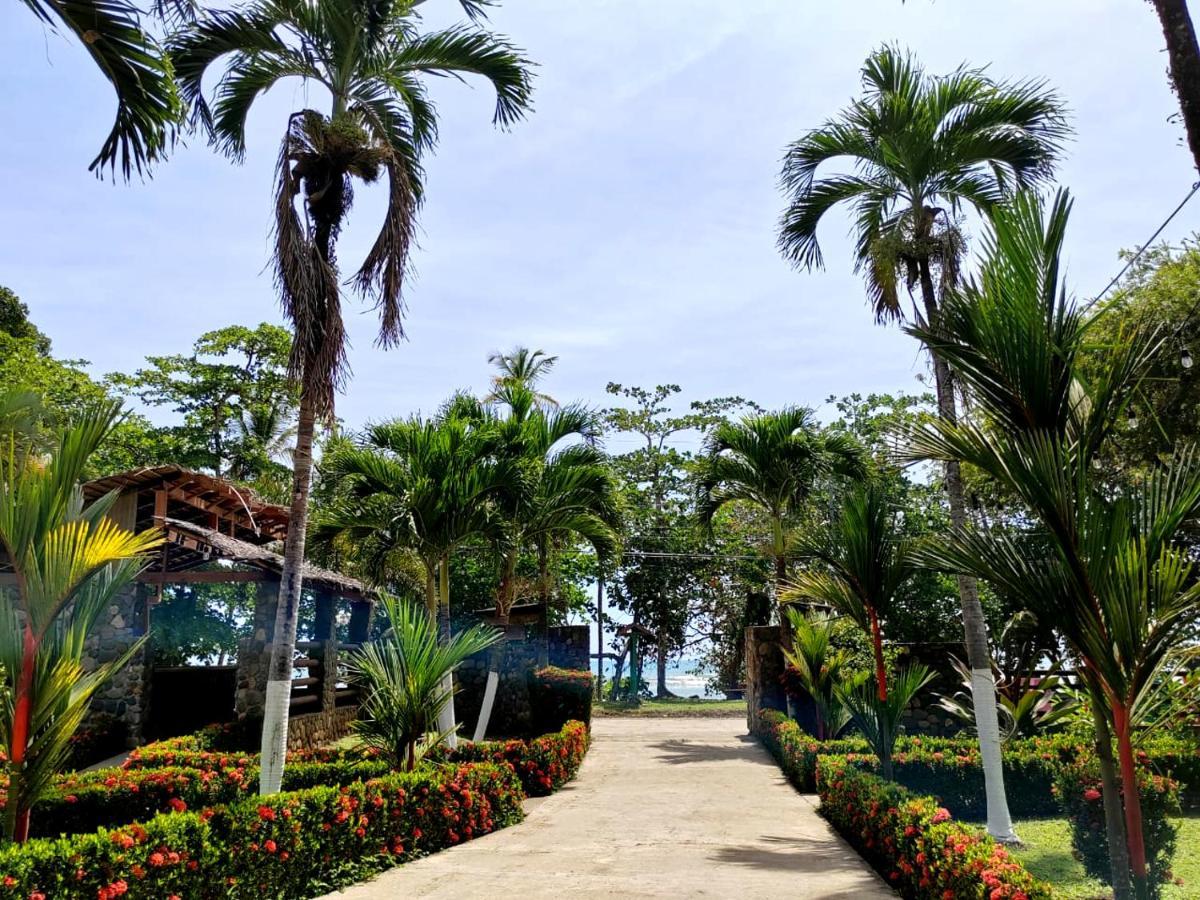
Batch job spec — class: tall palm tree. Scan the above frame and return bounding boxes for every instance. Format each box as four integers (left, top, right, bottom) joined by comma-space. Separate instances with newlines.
908, 191, 1193, 899
782, 482, 915, 704
169, 0, 533, 793
313, 410, 522, 745
19, 0, 182, 178
776, 44, 1068, 842
472, 383, 621, 738
695, 407, 866, 595
1147, 0, 1200, 174
0, 393, 162, 842
486, 347, 559, 410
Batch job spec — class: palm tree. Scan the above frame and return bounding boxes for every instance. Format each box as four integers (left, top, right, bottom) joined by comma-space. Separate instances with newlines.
313, 410, 522, 746
696, 407, 866, 595
0, 393, 162, 842
169, 0, 533, 793
776, 44, 1068, 842
782, 482, 915, 704
472, 383, 621, 738
837, 664, 934, 781
19, 0, 181, 178
1147, 1, 1200, 174
487, 347, 559, 410
908, 190, 1194, 899
780, 609, 851, 741
350, 593, 499, 771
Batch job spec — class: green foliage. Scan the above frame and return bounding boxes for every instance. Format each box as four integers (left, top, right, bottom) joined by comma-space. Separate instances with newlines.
816, 755, 1054, 899
936, 655, 1078, 742
529, 668, 594, 732
148, 583, 259, 667
1087, 239, 1200, 475
349, 595, 501, 769
780, 610, 852, 740
437, 720, 590, 796
836, 665, 935, 780
0, 287, 50, 354
107, 323, 296, 489
1055, 760, 1181, 895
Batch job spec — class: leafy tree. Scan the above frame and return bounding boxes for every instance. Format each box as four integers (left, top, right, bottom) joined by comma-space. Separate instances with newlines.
0, 286, 50, 354
149, 582, 260, 667
108, 323, 295, 481
169, 0, 534, 793
777, 44, 1067, 842
1087, 239, 1200, 475
0, 392, 162, 842
837, 664, 935, 780
18, 0, 181, 177
909, 191, 1200, 898
603, 384, 756, 696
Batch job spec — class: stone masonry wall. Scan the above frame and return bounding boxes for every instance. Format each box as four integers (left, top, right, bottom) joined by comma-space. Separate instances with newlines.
286, 706, 358, 751
455, 625, 591, 738
745, 625, 787, 734
84, 585, 148, 747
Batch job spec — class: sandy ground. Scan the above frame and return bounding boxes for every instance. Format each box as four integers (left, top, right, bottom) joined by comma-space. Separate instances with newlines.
319, 716, 893, 899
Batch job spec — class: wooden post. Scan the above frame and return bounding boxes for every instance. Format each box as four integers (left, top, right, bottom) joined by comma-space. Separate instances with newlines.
347, 599, 372, 645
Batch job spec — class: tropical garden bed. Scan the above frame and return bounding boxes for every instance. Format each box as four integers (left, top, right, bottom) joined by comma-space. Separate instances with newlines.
0, 721, 590, 899
594, 698, 747, 718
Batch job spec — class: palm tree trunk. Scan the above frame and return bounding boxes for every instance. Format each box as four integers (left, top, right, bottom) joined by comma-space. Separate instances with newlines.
867, 605, 888, 702
1091, 694, 1135, 900
917, 254, 1016, 842
1112, 700, 1150, 895
436, 554, 457, 749
6, 623, 37, 842
258, 391, 316, 796
1150, 0, 1200, 173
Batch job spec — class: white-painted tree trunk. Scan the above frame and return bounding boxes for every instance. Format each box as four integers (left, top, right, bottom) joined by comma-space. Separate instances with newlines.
472, 669, 500, 741
259, 679, 292, 794
970, 668, 1018, 842
438, 671, 458, 749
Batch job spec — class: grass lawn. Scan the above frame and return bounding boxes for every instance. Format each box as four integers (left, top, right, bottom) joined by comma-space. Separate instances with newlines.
593, 697, 747, 717
1010, 813, 1200, 899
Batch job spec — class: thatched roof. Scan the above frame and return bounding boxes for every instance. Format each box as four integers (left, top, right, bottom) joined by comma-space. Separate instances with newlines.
163, 518, 370, 600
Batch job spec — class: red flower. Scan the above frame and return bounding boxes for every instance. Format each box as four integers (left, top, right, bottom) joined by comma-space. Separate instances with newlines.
264, 840, 277, 853
1083, 788, 1102, 802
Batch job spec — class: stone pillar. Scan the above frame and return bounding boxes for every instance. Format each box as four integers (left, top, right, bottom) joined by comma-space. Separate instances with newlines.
84, 584, 149, 746
318, 640, 339, 713
235, 579, 280, 720
744, 625, 788, 734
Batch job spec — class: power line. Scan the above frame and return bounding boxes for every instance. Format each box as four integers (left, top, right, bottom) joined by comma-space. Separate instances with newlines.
1085, 180, 1200, 313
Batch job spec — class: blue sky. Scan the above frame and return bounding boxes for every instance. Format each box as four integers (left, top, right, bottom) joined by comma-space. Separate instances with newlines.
2, 0, 1197, 455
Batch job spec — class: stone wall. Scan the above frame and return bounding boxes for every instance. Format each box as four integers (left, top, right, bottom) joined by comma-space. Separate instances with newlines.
84, 585, 148, 746
455, 625, 591, 739
286, 705, 358, 750
744, 625, 788, 734
894, 643, 966, 738
234, 581, 279, 719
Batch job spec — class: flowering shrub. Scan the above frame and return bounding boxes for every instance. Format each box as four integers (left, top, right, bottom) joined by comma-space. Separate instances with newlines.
1054, 758, 1181, 895
0, 763, 523, 899
4, 760, 392, 838
530, 667, 594, 732
756, 709, 866, 792
433, 720, 590, 796
816, 756, 1052, 900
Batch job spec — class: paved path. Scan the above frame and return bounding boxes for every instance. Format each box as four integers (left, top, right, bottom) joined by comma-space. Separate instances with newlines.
321, 716, 892, 899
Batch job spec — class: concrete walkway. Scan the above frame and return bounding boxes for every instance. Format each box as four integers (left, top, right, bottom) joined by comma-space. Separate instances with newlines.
321, 716, 892, 900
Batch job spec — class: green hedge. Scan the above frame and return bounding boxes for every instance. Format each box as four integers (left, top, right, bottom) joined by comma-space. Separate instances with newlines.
440, 720, 589, 796
9, 760, 393, 839
0, 762, 523, 900
816, 755, 1052, 900
26, 722, 588, 839
757, 709, 1198, 820
529, 667, 593, 733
